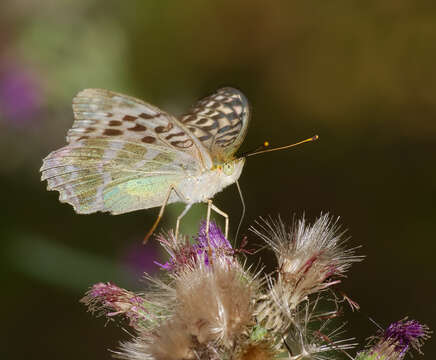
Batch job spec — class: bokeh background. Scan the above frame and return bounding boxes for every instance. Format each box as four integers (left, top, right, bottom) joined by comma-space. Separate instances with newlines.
1, 1, 435, 359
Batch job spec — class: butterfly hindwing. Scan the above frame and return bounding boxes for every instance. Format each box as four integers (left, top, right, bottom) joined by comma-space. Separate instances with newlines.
41, 138, 193, 214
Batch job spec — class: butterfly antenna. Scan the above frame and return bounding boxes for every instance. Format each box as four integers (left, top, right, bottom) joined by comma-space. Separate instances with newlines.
243, 135, 319, 158
235, 180, 246, 242
239, 141, 270, 158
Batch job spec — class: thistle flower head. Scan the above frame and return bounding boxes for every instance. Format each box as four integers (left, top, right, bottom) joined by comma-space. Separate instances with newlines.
155, 221, 233, 272
383, 319, 430, 355
81, 282, 150, 328
357, 318, 431, 360
195, 220, 234, 264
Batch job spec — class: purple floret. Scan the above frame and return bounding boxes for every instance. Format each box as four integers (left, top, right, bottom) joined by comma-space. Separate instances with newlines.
195, 221, 232, 257
383, 319, 429, 355
156, 222, 233, 271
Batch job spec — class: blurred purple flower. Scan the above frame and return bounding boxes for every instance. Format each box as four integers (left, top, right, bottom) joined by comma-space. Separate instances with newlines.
0, 62, 42, 125
122, 241, 160, 278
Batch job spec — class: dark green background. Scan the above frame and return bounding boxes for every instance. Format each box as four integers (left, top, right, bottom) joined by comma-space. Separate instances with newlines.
1, 1, 434, 359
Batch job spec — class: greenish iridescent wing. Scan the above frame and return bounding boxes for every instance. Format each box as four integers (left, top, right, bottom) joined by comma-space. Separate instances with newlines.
41, 89, 211, 214
180, 87, 250, 163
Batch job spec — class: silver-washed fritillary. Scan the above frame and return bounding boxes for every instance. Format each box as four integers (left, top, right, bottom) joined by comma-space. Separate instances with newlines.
40, 87, 318, 241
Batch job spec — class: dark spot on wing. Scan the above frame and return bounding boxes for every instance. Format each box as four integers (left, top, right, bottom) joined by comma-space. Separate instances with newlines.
142, 136, 156, 143
223, 129, 240, 137
128, 124, 147, 132
155, 123, 173, 133
103, 129, 123, 136
165, 132, 185, 140
203, 122, 219, 131
139, 113, 156, 119
225, 112, 238, 121
199, 134, 212, 141
123, 115, 137, 121
217, 125, 231, 134
183, 115, 196, 122
196, 118, 208, 125
109, 120, 122, 126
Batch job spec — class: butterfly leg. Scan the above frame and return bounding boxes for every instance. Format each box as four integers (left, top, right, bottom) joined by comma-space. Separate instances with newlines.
206, 199, 212, 241
175, 203, 193, 240
204, 200, 229, 264
210, 202, 229, 240
143, 184, 187, 244
205, 199, 213, 262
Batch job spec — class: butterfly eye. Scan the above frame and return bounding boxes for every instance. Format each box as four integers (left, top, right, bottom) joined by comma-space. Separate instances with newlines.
223, 162, 234, 176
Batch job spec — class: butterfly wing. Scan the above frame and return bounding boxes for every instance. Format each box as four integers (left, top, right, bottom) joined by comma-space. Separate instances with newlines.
180, 87, 250, 163
41, 89, 212, 214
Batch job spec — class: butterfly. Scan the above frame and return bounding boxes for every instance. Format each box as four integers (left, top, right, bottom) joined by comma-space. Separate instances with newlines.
41, 87, 253, 241
40, 87, 318, 242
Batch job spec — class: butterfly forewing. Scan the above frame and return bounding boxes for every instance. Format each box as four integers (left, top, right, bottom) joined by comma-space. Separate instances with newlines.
41, 89, 211, 214
180, 87, 250, 163
70, 89, 207, 157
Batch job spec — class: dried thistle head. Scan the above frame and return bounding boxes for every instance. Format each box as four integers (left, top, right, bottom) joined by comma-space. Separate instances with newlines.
251, 214, 361, 294
174, 255, 256, 347
118, 319, 194, 360
251, 214, 362, 335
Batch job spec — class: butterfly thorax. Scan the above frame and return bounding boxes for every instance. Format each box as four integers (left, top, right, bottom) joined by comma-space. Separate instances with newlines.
177, 158, 245, 204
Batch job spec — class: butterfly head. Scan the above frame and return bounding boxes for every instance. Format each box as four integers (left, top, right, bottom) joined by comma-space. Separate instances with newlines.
215, 157, 246, 187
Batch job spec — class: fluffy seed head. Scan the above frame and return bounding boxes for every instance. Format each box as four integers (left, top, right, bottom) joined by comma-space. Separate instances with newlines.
174, 255, 256, 347
251, 214, 362, 333
118, 320, 194, 360
251, 214, 361, 290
